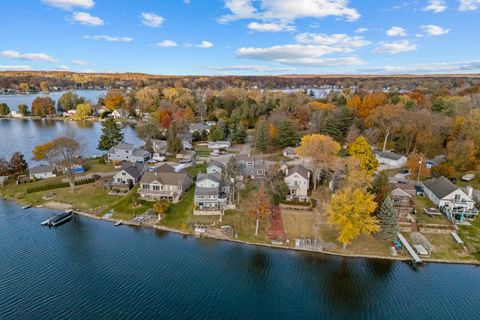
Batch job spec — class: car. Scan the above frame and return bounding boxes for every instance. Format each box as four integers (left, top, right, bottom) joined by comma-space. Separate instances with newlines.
179, 159, 192, 164
415, 186, 425, 196
400, 169, 409, 174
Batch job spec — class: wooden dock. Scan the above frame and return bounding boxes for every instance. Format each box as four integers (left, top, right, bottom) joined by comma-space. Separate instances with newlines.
398, 233, 422, 264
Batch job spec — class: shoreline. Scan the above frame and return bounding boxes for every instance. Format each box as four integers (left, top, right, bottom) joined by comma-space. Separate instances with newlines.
6, 197, 479, 266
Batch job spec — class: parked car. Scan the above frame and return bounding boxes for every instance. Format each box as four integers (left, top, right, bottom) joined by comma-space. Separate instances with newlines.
415, 186, 425, 196
400, 169, 409, 175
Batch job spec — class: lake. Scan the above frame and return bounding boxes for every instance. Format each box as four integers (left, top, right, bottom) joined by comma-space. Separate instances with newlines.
0, 200, 479, 320
0, 90, 107, 111
0, 119, 143, 162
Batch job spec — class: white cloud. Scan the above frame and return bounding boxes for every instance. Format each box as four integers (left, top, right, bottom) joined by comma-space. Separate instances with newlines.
188, 41, 214, 48
72, 12, 104, 26
295, 33, 370, 48
459, 0, 480, 11
386, 26, 407, 36
71, 59, 88, 65
355, 27, 368, 33
423, 0, 447, 13
0, 50, 58, 63
236, 44, 365, 66
141, 12, 165, 28
421, 24, 450, 35
41, 0, 94, 10
219, 0, 360, 23
83, 35, 133, 42
358, 60, 480, 74
247, 22, 295, 32
373, 40, 417, 54
206, 65, 296, 72
0, 65, 33, 71
56, 65, 70, 70
154, 40, 178, 48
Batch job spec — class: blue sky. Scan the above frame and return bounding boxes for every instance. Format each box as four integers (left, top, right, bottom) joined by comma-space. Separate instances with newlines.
0, 0, 479, 75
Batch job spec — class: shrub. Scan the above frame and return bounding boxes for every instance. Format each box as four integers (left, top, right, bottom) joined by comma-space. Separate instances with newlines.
26, 177, 95, 193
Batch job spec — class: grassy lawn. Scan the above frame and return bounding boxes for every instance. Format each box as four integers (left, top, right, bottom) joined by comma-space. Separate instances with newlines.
160, 187, 195, 230
456, 176, 480, 190
195, 145, 211, 157
83, 158, 117, 173
426, 233, 474, 261
414, 196, 451, 225
185, 163, 207, 177
108, 186, 155, 221
458, 217, 480, 260
282, 211, 318, 239
264, 154, 289, 162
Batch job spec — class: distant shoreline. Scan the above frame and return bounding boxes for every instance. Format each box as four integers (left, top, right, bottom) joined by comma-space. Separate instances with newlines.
4, 196, 479, 266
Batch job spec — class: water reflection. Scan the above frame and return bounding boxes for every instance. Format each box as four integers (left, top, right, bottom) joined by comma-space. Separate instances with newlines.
248, 249, 271, 279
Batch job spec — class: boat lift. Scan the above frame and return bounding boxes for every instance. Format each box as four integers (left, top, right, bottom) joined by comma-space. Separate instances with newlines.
397, 233, 422, 264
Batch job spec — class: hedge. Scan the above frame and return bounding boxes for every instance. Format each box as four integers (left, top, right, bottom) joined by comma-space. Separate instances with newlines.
27, 177, 95, 193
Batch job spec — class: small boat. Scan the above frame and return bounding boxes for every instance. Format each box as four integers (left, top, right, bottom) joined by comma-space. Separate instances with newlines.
21, 204, 32, 210
103, 209, 114, 219
114, 220, 123, 227
41, 211, 73, 227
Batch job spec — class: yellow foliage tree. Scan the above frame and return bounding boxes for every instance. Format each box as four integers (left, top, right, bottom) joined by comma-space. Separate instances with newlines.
75, 103, 92, 121
327, 187, 379, 249
308, 101, 335, 111
296, 134, 340, 190
347, 136, 379, 175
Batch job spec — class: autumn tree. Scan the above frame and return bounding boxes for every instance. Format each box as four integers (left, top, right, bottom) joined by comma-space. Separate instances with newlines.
97, 118, 124, 151
0, 158, 9, 177
167, 124, 182, 154
0, 103, 10, 116
249, 186, 271, 236
338, 158, 373, 191
370, 170, 390, 205
375, 196, 399, 242
347, 136, 379, 175
75, 103, 92, 121
105, 89, 125, 111
9, 152, 28, 177
447, 139, 477, 172
431, 163, 457, 179
32, 97, 55, 117
327, 187, 379, 249
296, 134, 340, 189
57, 92, 84, 112
407, 152, 430, 181
33, 135, 83, 191
367, 104, 405, 151
39, 81, 49, 92
154, 200, 171, 218
135, 87, 160, 113
18, 104, 29, 116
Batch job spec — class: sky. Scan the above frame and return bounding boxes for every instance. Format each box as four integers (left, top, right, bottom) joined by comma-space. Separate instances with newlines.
0, 0, 479, 75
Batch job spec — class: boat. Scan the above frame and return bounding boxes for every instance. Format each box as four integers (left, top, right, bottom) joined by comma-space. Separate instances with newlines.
21, 204, 32, 210
103, 209, 114, 219
114, 220, 123, 227
41, 211, 73, 227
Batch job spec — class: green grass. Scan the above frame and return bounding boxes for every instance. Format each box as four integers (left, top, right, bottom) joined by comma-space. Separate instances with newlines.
414, 196, 451, 225
160, 187, 195, 230
185, 163, 207, 177
458, 216, 480, 260
109, 186, 154, 220
83, 158, 117, 173
456, 176, 480, 190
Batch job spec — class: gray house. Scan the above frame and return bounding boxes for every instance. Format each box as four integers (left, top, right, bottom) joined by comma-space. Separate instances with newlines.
194, 172, 227, 213
108, 143, 151, 163
112, 163, 146, 190
152, 139, 167, 155
236, 154, 266, 179
138, 171, 193, 202
207, 161, 224, 174
189, 123, 211, 134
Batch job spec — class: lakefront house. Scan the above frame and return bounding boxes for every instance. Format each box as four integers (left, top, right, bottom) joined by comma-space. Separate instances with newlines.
138, 170, 193, 202
284, 165, 310, 200
194, 172, 227, 215
111, 163, 146, 191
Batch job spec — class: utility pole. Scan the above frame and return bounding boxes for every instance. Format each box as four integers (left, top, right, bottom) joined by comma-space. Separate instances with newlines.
417, 156, 423, 183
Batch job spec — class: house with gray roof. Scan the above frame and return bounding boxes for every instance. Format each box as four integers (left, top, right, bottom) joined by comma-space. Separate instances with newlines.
152, 139, 167, 155
138, 171, 193, 202
375, 150, 407, 167
284, 165, 310, 200
194, 172, 227, 214
178, 133, 193, 150
236, 154, 266, 180
423, 177, 475, 217
107, 143, 151, 163
112, 163, 146, 190
283, 147, 298, 159
207, 161, 224, 174
426, 155, 446, 169
189, 123, 211, 134
29, 165, 57, 180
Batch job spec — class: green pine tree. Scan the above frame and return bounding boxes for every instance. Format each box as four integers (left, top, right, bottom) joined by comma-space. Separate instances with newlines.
370, 171, 389, 204
255, 120, 268, 152
167, 125, 182, 154
376, 196, 399, 241
144, 136, 153, 153
275, 119, 300, 147
97, 118, 124, 151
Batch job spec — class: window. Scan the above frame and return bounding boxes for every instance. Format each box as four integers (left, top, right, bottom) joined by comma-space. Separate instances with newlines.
454, 194, 461, 202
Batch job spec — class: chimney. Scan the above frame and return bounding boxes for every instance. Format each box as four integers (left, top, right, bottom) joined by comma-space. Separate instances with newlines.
467, 186, 473, 198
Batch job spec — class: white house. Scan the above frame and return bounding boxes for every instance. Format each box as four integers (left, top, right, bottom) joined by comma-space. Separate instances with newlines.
29, 165, 57, 180
423, 176, 476, 220
284, 165, 310, 200
111, 109, 129, 119
9, 110, 23, 118
194, 172, 227, 213
375, 151, 407, 168
178, 133, 193, 150
207, 161, 224, 174
107, 143, 151, 163
283, 147, 298, 159
112, 163, 145, 190
208, 140, 231, 150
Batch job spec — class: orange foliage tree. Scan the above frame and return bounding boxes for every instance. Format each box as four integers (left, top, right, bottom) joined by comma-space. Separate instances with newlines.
249, 187, 271, 236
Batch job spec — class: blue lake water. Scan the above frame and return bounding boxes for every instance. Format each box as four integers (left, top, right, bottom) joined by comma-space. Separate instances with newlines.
0, 199, 479, 320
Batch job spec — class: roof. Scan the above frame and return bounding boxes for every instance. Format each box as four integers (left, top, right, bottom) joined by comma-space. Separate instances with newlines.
423, 176, 460, 199
30, 165, 55, 174
285, 165, 309, 180
236, 154, 264, 163
154, 163, 175, 173
427, 155, 446, 166
375, 150, 404, 161
283, 147, 297, 154
152, 139, 167, 147
195, 186, 219, 197
208, 161, 224, 169
189, 123, 210, 132
133, 149, 150, 157
178, 133, 193, 143
111, 143, 135, 151
197, 173, 222, 184
120, 165, 143, 179
140, 171, 191, 186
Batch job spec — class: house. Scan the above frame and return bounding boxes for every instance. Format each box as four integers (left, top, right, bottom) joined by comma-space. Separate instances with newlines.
283, 147, 298, 159
111, 108, 129, 119
284, 165, 310, 200
208, 140, 231, 150
29, 165, 57, 180
189, 123, 211, 134
62, 109, 77, 117
96, 105, 108, 115
151, 139, 167, 155
9, 110, 23, 118
426, 155, 446, 169
375, 150, 407, 167
176, 150, 196, 161
207, 161, 224, 174
112, 163, 145, 191
194, 172, 227, 213
155, 163, 176, 173
423, 176, 476, 220
138, 171, 193, 202
107, 143, 151, 163
236, 154, 266, 179
178, 133, 193, 150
